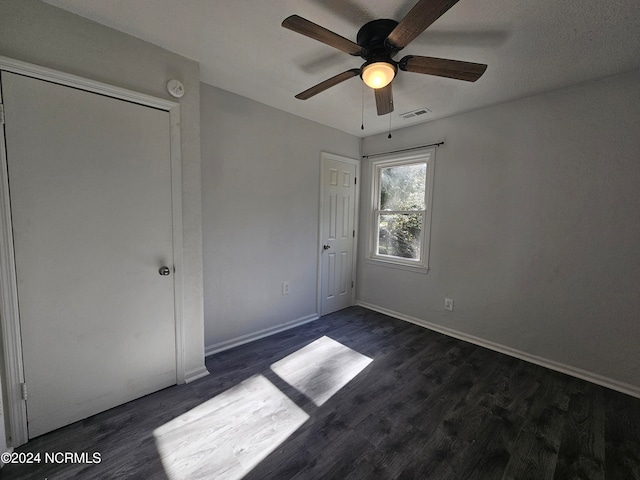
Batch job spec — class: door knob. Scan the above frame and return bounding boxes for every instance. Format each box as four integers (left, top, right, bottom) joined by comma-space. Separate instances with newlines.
323, 244, 331, 250
159, 266, 171, 276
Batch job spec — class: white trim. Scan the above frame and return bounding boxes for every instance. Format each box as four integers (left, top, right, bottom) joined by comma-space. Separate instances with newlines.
205, 314, 320, 357
364, 256, 429, 274
317, 152, 360, 317
0, 56, 177, 110
0, 72, 28, 448
184, 366, 210, 384
368, 147, 436, 272
357, 301, 640, 399
0, 56, 186, 446
0, 447, 14, 469
168, 105, 187, 384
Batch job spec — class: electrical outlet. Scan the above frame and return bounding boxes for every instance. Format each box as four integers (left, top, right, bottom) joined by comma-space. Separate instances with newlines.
282, 281, 289, 295
444, 297, 454, 311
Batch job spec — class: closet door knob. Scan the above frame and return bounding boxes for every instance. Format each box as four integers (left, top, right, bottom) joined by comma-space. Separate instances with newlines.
159, 266, 171, 276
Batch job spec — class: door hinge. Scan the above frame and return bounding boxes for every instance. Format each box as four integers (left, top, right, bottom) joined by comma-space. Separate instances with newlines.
353, 230, 356, 238
354, 177, 357, 185
21, 382, 28, 401
0, 104, 5, 125
351, 280, 354, 288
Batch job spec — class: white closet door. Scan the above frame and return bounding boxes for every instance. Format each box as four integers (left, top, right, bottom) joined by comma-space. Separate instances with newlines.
2, 71, 177, 438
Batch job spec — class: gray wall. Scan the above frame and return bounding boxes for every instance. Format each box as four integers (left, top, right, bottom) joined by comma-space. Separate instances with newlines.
200, 83, 360, 353
359, 69, 640, 392
0, 0, 206, 444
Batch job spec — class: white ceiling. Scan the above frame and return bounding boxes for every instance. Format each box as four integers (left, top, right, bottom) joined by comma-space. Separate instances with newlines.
43, 0, 640, 137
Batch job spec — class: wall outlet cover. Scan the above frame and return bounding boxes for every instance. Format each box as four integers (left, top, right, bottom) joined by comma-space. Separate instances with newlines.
444, 298, 454, 311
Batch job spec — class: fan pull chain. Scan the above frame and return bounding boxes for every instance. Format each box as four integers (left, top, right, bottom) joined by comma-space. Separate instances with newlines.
387, 112, 392, 139
361, 83, 365, 131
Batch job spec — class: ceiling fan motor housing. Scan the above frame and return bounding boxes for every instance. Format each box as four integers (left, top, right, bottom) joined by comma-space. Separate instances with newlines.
357, 19, 400, 66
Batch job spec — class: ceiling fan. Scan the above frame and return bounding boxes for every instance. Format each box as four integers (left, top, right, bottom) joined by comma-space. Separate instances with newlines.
282, 0, 487, 116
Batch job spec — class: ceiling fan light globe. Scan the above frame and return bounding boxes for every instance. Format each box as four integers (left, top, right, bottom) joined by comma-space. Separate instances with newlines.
362, 62, 396, 89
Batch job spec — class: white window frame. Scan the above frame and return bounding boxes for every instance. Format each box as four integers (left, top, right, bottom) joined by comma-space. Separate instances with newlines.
368, 147, 436, 272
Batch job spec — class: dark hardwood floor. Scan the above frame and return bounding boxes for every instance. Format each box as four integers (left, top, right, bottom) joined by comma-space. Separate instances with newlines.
2, 306, 639, 479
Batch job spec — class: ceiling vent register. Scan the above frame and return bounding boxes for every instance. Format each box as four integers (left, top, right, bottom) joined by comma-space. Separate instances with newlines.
400, 108, 431, 120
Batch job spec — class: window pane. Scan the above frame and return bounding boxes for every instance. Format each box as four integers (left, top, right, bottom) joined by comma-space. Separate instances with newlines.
377, 213, 422, 260
380, 163, 426, 211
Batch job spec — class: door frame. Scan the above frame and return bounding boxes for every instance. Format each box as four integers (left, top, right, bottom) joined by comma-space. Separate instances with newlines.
316, 152, 360, 317
0, 56, 185, 447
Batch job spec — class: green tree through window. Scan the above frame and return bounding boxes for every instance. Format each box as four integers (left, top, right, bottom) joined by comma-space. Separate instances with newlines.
378, 163, 426, 259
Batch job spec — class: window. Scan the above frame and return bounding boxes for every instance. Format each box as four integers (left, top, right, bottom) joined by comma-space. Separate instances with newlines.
369, 148, 435, 271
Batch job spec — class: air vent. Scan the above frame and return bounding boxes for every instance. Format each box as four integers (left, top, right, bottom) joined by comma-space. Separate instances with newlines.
400, 108, 431, 120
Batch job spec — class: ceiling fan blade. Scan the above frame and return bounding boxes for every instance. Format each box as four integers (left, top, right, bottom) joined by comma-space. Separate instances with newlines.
282, 15, 364, 56
386, 0, 460, 50
374, 83, 394, 116
400, 55, 487, 82
295, 69, 361, 100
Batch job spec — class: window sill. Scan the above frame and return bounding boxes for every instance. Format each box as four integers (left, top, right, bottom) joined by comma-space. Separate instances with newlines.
365, 257, 429, 274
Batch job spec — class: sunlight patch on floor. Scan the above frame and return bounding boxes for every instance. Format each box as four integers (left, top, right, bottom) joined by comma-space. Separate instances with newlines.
153, 374, 309, 480
270, 336, 373, 406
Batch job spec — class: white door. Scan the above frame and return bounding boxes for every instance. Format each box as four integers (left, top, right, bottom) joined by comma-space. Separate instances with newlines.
320, 154, 358, 315
1, 71, 177, 438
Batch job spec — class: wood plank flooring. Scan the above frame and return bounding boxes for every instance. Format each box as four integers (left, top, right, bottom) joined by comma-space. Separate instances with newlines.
2, 306, 639, 479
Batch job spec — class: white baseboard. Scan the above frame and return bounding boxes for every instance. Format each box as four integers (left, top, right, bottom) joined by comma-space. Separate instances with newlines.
184, 365, 210, 384
357, 301, 640, 399
205, 313, 320, 358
